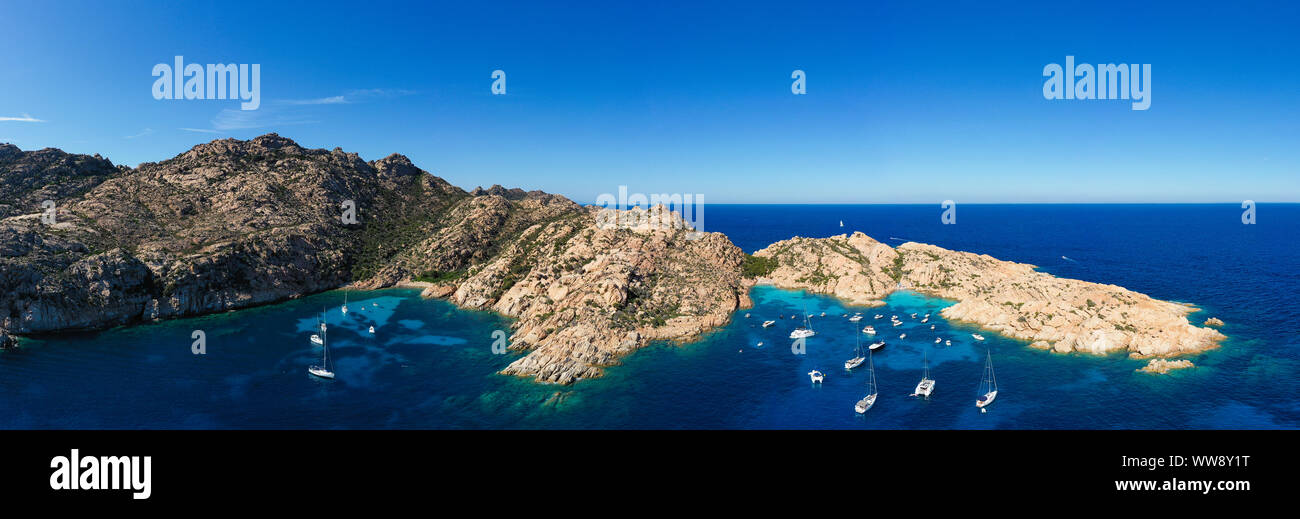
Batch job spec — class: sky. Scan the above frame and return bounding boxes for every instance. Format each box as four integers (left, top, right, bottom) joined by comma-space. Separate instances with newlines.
1, 0, 1297, 203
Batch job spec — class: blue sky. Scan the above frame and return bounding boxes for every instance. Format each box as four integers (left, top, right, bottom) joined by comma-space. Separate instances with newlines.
1, 1, 1296, 203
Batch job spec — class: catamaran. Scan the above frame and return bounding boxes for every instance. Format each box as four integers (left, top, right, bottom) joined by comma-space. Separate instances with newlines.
789, 307, 817, 339
308, 313, 335, 379
855, 351, 878, 414
844, 330, 866, 370
976, 349, 998, 409
911, 352, 935, 399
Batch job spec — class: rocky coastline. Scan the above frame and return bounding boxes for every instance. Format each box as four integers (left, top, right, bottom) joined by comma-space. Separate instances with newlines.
0, 136, 1224, 384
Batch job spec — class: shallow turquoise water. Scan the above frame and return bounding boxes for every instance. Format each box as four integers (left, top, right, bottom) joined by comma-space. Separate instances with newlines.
0, 285, 1289, 429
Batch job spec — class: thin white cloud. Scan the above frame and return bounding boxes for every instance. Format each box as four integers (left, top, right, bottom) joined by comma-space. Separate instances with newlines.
211, 108, 316, 131
0, 113, 44, 122
125, 128, 154, 139
180, 127, 223, 134
283, 95, 347, 105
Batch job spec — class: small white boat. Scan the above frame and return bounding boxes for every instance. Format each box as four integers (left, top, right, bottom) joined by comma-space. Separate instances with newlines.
892, 320, 903, 327
789, 307, 816, 339
930, 324, 935, 330
820, 312, 826, 317
855, 352, 878, 414
745, 313, 751, 318
845, 332, 866, 370
808, 370, 825, 384
756, 341, 764, 347
342, 292, 348, 315
862, 325, 876, 335
972, 333, 986, 341
868, 340, 886, 351
934, 337, 941, 344
899, 333, 907, 339
762, 320, 776, 328
308, 366, 335, 379
839, 220, 844, 227
921, 317, 929, 323
911, 353, 935, 399
910, 313, 917, 319
848, 315, 863, 322
309, 310, 335, 380
945, 339, 951, 346
369, 326, 375, 334
976, 349, 998, 408
874, 314, 883, 319
372, 303, 378, 307
310, 334, 323, 346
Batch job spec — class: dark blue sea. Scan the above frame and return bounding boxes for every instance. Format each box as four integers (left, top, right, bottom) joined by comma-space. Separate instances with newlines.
2, 204, 1296, 429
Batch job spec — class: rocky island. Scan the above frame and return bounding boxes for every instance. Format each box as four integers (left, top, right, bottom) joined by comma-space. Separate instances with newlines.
753, 232, 1225, 363
0, 135, 1223, 383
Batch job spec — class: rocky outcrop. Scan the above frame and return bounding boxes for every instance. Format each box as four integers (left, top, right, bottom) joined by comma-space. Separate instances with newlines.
1138, 359, 1195, 374
1204, 317, 1225, 327
755, 232, 1225, 358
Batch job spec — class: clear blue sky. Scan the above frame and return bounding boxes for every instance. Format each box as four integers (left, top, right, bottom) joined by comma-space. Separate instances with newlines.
1, 1, 1296, 203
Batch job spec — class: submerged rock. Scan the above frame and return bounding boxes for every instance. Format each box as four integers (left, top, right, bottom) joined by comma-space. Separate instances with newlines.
1137, 358, 1195, 374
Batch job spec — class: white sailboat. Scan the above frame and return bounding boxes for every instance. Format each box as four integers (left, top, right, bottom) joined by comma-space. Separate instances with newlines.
839, 220, 844, 227
309, 314, 326, 345
342, 292, 348, 315
789, 306, 816, 339
844, 330, 866, 370
911, 352, 935, 399
976, 349, 998, 409
855, 352, 878, 414
308, 313, 335, 379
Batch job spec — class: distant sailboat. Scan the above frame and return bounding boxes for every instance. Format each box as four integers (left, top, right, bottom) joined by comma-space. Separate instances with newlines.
844, 329, 866, 370
976, 350, 998, 409
342, 292, 348, 315
911, 352, 935, 399
310, 313, 326, 346
839, 220, 844, 227
308, 313, 335, 379
855, 352, 878, 414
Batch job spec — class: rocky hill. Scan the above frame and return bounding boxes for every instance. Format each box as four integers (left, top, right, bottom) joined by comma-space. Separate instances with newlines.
753, 232, 1225, 359
0, 135, 750, 383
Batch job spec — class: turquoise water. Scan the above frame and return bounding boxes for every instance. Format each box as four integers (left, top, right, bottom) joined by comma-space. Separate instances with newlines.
2, 204, 1296, 429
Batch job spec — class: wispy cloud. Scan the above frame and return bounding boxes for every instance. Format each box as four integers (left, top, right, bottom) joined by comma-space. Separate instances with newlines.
125, 128, 154, 139
0, 113, 45, 122
180, 127, 224, 134
278, 88, 416, 106
283, 95, 346, 105
211, 108, 317, 131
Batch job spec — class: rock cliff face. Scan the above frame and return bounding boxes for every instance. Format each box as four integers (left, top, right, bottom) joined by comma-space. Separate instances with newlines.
754, 232, 1224, 358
